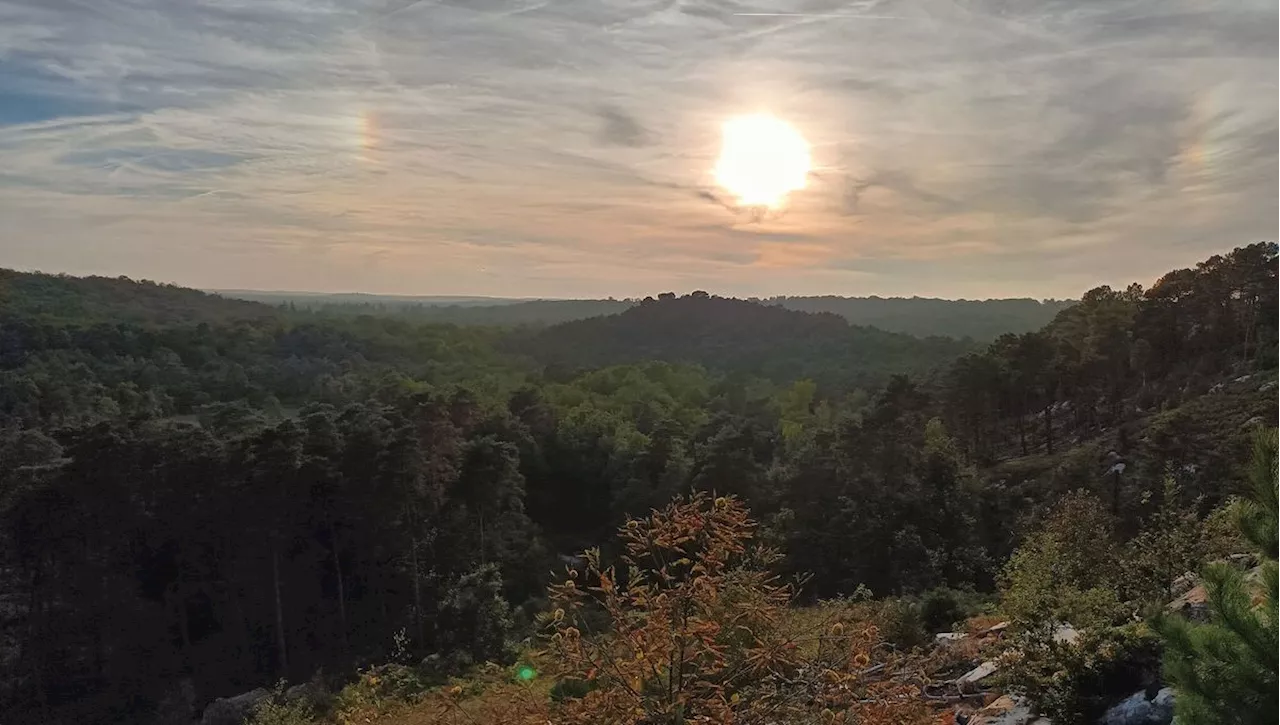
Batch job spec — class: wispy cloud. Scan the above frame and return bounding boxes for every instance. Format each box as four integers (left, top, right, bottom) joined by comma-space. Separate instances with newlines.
0, 0, 1274, 298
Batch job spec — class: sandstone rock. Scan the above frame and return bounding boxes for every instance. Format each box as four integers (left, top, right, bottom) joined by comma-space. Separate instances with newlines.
1053, 624, 1080, 645
957, 660, 999, 686
1098, 688, 1174, 725
201, 688, 269, 725
967, 694, 1048, 725
152, 678, 197, 725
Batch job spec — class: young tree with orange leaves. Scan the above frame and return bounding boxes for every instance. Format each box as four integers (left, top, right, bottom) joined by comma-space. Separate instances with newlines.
522, 493, 931, 725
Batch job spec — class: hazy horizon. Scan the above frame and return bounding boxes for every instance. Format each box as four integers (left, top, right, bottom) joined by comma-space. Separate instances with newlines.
1, 0, 1275, 299
209, 287, 1073, 303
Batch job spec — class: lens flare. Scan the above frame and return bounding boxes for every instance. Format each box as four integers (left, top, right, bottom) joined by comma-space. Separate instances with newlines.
714, 114, 811, 209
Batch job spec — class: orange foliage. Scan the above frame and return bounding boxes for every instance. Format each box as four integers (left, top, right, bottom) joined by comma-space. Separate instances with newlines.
437, 494, 932, 725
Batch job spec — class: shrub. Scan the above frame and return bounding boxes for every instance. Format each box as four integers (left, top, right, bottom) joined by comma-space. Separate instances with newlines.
1000, 623, 1162, 724
247, 681, 319, 725
1156, 429, 1278, 724
332, 664, 434, 725
528, 493, 932, 725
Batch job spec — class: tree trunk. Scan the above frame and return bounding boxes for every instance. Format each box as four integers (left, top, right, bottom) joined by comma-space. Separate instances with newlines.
1111, 472, 1122, 518
1043, 403, 1054, 455
329, 523, 349, 650
271, 542, 289, 674
411, 537, 425, 648
1017, 410, 1027, 457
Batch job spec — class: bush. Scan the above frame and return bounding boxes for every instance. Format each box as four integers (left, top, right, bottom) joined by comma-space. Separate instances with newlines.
1000, 491, 1128, 630
332, 664, 435, 725
535, 494, 932, 725
435, 565, 516, 666
919, 588, 967, 633
874, 597, 928, 650
247, 681, 320, 725
1001, 623, 1162, 724
549, 677, 596, 703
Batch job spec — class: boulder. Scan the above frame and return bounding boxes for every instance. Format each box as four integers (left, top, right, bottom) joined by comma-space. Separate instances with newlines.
201, 688, 269, 725
1053, 624, 1080, 645
1098, 688, 1174, 725
284, 680, 328, 709
151, 678, 197, 725
968, 694, 1049, 725
957, 660, 999, 686
982, 621, 1012, 636
1169, 572, 1197, 598
1167, 584, 1210, 622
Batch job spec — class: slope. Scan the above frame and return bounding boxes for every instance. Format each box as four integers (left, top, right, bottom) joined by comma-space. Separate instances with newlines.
0, 269, 276, 327
517, 292, 974, 390
773, 296, 1075, 340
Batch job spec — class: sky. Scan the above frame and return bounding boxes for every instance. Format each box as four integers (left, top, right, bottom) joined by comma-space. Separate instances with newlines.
0, 0, 1275, 300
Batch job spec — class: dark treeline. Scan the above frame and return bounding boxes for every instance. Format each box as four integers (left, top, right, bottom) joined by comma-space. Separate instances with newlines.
0, 243, 1274, 723
219, 290, 1071, 341
768, 295, 1075, 341
515, 291, 974, 391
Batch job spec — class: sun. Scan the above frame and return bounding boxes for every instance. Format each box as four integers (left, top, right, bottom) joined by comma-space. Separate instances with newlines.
714, 114, 811, 209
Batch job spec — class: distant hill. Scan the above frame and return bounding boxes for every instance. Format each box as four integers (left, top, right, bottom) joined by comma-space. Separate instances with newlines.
0, 270, 276, 326
517, 292, 973, 390
216, 289, 1073, 340
214, 290, 534, 308
768, 296, 1074, 340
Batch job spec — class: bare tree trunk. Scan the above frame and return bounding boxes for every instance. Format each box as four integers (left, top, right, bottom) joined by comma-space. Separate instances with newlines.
1017, 408, 1028, 457
271, 542, 289, 674
329, 523, 349, 650
1043, 403, 1054, 455
411, 537, 424, 648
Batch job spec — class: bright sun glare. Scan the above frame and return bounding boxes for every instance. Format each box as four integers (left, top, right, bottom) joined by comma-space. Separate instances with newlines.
714, 114, 811, 209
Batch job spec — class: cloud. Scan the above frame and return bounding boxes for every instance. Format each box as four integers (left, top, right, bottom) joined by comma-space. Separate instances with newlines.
595, 105, 650, 147
0, 0, 1274, 299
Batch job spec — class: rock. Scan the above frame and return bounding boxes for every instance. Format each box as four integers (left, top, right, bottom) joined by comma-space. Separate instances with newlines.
968, 694, 1045, 725
957, 660, 999, 686
1098, 687, 1174, 725
1234, 375, 1252, 384
1209, 383, 1224, 394
1167, 584, 1209, 622
284, 680, 328, 709
1053, 624, 1080, 645
1169, 572, 1197, 598
1261, 381, 1277, 392
982, 621, 1012, 637
1243, 416, 1264, 429
1228, 553, 1258, 568
201, 688, 269, 725
936, 632, 968, 643
152, 678, 197, 725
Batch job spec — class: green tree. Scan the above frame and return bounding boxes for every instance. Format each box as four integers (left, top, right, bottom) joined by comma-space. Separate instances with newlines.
999, 490, 1125, 630
1157, 429, 1278, 724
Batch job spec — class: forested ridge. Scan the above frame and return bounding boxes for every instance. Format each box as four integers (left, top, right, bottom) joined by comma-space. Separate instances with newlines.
0, 243, 1274, 724
217, 290, 1072, 341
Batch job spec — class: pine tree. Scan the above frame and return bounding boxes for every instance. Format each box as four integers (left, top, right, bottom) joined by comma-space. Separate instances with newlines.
1157, 428, 1278, 724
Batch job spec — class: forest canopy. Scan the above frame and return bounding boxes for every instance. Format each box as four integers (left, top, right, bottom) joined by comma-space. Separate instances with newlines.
0, 242, 1274, 725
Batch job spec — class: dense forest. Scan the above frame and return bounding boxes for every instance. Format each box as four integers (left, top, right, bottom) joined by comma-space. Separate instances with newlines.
0, 243, 1275, 725
215, 290, 1072, 341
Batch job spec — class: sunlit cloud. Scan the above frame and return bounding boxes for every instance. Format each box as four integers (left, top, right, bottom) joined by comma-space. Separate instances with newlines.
0, 0, 1274, 298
